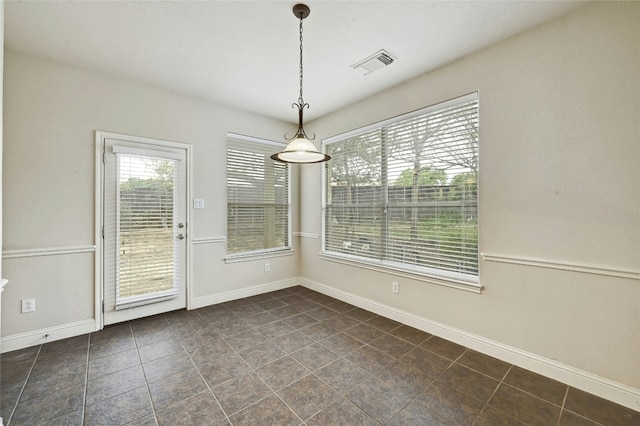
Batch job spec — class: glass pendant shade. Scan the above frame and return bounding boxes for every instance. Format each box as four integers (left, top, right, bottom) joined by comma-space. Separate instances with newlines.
271, 134, 330, 164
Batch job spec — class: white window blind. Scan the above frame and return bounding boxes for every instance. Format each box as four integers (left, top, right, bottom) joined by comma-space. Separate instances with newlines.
115, 151, 182, 309
227, 135, 290, 256
324, 93, 479, 284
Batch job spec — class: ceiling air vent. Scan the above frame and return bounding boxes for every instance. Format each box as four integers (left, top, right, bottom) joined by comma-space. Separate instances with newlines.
351, 50, 396, 75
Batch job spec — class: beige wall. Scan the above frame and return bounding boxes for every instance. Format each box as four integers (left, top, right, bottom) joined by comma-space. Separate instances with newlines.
2, 49, 300, 338
301, 1, 639, 391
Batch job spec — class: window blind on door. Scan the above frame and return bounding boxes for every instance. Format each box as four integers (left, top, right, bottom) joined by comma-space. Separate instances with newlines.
227, 136, 290, 256
114, 149, 183, 309
324, 93, 479, 283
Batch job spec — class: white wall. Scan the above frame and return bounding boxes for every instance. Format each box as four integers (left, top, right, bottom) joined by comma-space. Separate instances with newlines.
2, 49, 300, 343
301, 0, 639, 400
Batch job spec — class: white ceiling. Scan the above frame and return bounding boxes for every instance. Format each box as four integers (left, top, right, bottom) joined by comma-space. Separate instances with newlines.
4, 1, 589, 124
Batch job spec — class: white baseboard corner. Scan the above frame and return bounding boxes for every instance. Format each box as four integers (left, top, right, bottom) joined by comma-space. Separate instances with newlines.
1, 319, 98, 354
190, 278, 299, 310
298, 277, 640, 412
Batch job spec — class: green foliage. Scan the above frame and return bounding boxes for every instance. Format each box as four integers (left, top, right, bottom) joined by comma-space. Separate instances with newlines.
119, 178, 174, 229
448, 172, 477, 201
393, 167, 447, 186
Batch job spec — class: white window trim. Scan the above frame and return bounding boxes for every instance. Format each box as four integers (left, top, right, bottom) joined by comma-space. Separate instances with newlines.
320, 93, 481, 293
224, 247, 294, 264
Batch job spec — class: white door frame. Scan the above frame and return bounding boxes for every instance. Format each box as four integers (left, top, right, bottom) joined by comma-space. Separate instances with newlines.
95, 131, 193, 330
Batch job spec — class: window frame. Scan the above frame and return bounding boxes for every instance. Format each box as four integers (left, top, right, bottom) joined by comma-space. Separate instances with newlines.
321, 93, 481, 292
225, 132, 292, 262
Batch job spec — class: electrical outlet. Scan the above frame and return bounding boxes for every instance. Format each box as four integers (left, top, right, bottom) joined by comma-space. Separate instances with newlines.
392, 282, 399, 294
264, 263, 270, 273
22, 298, 36, 313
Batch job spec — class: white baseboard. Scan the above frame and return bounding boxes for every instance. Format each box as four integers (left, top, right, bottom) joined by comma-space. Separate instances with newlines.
1, 319, 98, 354
299, 277, 640, 412
190, 278, 299, 310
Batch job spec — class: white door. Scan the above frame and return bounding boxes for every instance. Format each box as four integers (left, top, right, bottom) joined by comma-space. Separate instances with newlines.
102, 136, 187, 325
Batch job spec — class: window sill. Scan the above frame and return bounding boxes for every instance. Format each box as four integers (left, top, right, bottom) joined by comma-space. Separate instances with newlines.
319, 252, 482, 294
225, 249, 294, 264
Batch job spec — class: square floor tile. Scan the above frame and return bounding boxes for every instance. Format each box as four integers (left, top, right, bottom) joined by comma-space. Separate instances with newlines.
377, 359, 434, 399
300, 322, 340, 341
344, 308, 378, 322
291, 342, 340, 371
213, 372, 272, 415
256, 320, 296, 340
322, 314, 360, 331
473, 405, 528, 426
438, 363, 499, 402
147, 368, 208, 411
271, 331, 315, 354
307, 306, 340, 321
84, 386, 152, 425
315, 358, 371, 393
389, 325, 431, 346
11, 382, 85, 425
21, 361, 87, 402
487, 383, 562, 425
284, 313, 319, 329
346, 346, 396, 377
224, 329, 268, 353
307, 397, 378, 426
399, 347, 453, 376
230, 394, 300, 426
344, 323, 383, 344
387, 400, 453, 426
137, 338, 185, 363
278, 375, 340, 421
320, 332, 364, 356
239, 341, 287, 369
366, 316, 402, 333
368, 333, 415, 358
198, 352, 253, 388
503, 365, 567, 406
457, 349, 511, 380
416, 380, 484, 424
155, 391, 226, 426
346, 377, 410, 424
563, 387, 640, 426
142, 352, 194, 384
88, 348, 140, 380
420, 336, 466, 361
256, 356, 310, 390
86, 365, 146, 406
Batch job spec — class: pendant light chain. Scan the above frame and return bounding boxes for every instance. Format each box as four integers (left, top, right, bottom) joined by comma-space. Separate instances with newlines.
298, 15, 304, 106
270, 4, 331, 164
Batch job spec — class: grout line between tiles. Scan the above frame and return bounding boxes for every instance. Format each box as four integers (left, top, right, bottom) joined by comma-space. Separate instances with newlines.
80, 334, 91, 426
471, 363, 513, 425
4, 344, 42, 426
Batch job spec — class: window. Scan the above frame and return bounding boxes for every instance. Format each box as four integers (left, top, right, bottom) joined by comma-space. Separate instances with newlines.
227, 133, 290, 258
323, 93, 479, 287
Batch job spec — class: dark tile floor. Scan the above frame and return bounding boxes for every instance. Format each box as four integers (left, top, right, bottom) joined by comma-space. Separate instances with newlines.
1, 286, 638, 425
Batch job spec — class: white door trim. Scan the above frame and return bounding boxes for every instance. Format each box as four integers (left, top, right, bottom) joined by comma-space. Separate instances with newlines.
95, 131, 193, 330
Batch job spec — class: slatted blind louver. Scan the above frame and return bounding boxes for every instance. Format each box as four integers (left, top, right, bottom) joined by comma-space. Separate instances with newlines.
227, 139, 290, 255
116, 154, 180, 309
324, 94, 479, 282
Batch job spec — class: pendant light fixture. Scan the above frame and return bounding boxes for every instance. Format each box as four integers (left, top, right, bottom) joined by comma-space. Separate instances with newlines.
271, 4, 330, 164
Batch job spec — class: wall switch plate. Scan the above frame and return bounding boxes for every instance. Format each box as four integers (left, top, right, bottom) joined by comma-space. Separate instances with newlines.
193, 199, 205, 209
264, 263, 270, 273
392, 282, 399, 294
22, 298, 35, 313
